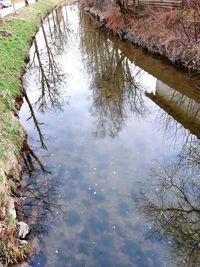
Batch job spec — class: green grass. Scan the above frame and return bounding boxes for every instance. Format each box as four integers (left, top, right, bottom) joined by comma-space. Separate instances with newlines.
9, 179, 18, 194
0, 142, 7, 161
0, 115, 22, 160
2, 118, 21, 144
0, 0, 61, 162
0, 0, 61, 111
6, 213, 17, 227
0, 192, 8, 206
0, 240, 17, 264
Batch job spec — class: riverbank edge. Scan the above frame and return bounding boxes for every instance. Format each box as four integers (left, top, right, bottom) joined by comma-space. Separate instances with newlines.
0, 0, 64, 264
82, 6, 200, 75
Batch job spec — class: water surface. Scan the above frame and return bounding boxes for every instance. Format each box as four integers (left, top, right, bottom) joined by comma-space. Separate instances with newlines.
20, 4, 200, 267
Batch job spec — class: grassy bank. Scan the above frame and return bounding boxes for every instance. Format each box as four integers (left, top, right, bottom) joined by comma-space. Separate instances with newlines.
0, 0, 62, 264
0, 0, 63, 159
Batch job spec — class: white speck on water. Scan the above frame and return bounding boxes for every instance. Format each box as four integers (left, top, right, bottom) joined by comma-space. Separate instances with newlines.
95, 183, 98, 186
113, 225, 116, 230
168, 241, 171, 244
113, 171, 116, 174
51, 154, 54, 156
149, 226, 152, 229
88, 187, 92, 190
156, 188, 159, 191
93, 191, 97, 195
101, 188, 104, 192
93, 168, 97, 170
55, 250, 58, 254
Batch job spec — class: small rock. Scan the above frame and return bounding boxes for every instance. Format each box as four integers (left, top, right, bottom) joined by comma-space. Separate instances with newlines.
18, 222, 30, 239
7, 198, 17, 219
18, 239, 28, 245
18, 263, 31, 267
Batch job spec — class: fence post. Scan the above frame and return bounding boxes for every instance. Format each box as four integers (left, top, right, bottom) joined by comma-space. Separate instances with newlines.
0, 12, 3, 24
12, 1, 17, 15
25, 0, 29, 6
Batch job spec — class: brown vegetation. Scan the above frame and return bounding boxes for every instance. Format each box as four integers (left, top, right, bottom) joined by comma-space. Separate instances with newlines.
81, 0, 200, 74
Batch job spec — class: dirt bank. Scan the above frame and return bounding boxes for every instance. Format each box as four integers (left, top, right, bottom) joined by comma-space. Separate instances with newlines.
82, 3, 200, 75
0, 0, 64, 264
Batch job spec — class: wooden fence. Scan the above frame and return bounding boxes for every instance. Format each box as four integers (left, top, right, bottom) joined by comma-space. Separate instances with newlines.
138, 0, 182, 7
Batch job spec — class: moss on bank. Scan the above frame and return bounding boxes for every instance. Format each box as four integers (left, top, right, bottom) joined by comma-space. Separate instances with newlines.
0, 0, 62, 264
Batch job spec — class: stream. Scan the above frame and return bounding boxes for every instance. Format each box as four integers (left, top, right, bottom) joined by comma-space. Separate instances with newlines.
19, 3, 200, 267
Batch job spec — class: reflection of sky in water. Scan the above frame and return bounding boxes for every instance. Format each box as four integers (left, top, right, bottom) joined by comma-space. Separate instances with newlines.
19, 4, 198, 267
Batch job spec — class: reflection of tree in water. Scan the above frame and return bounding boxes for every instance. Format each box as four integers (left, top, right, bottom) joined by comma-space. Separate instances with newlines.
20, 5, 71, 231
23, 88, 47, 149
80, 14, 146, 138
48, 6, 71, 55
19, 104, 65, 237
26, 5, 70, 113
135, 138, 200, 266
20, 140, 65, 237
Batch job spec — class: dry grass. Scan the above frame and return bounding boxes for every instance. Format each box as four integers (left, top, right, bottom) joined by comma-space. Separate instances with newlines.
81, 0, 200, 73
103, 7, 125, 36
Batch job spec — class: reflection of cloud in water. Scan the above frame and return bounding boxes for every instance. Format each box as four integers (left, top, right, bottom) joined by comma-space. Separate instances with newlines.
19, 3, 200, 267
